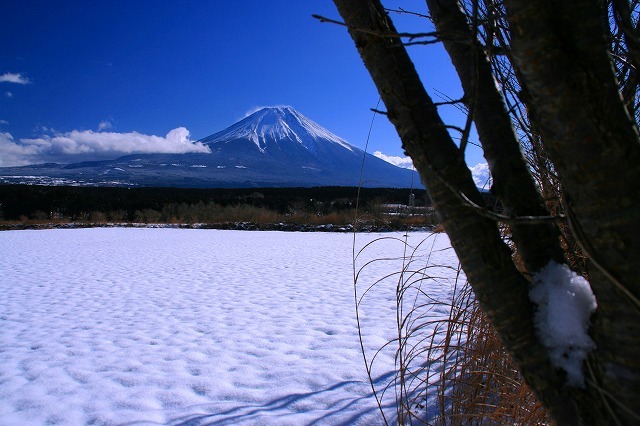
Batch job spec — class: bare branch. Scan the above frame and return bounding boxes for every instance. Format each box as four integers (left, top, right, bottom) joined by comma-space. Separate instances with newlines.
313, 14, 439, 41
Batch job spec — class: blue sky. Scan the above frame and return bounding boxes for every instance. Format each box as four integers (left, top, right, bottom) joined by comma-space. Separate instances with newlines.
0, 0, 485, 170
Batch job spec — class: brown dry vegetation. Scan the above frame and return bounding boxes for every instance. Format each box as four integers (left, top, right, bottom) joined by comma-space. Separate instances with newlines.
395, 278, 553, 425
1, 201, 437, 232
438, 289, 553, 425
357, 229, 553, 424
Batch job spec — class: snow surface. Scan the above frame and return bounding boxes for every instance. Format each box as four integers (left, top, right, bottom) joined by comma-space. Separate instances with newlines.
0, 228, 458, 425
529, 261, 597, 387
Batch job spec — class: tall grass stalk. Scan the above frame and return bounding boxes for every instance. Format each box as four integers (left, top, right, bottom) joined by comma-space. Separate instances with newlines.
353, 231, 552, 425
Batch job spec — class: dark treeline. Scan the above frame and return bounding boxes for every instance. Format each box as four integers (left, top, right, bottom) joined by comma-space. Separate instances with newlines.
0, 184, 431, 223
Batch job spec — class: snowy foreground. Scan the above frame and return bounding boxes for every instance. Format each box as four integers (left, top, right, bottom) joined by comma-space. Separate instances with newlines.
0, 228, 459, 425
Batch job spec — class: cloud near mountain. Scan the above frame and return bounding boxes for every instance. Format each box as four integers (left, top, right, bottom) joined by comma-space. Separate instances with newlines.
372, 151, 415, 169
373, 150, 492, 189
0, 128, 210, 167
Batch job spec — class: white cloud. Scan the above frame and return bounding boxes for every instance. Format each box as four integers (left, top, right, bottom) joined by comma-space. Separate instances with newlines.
0, 120, 8, 125
373, 150, 415, 169
0, 132, 44, 167
373, 150, 492, 189
470, 162, 492, 189
97, 120, 113, 131
0, 73, 30, 85
0, 127, 211, 167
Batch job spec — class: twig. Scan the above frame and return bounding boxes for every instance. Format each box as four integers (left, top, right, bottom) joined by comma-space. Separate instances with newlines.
457, 191, 564, 224
313, 14, 440, 41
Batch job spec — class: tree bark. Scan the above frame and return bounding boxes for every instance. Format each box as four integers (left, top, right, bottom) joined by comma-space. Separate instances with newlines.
331, 0, 583, 422
505, 0, 640, 421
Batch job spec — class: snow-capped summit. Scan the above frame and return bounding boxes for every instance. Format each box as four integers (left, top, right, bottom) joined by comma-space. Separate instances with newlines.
199, 106, 354, 155
194, 106, 377, 176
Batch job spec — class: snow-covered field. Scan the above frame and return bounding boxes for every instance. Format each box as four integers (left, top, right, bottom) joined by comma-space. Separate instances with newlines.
0, 228, 459, 425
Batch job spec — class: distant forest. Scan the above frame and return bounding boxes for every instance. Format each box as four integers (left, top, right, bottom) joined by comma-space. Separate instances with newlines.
0, 184, 436, 229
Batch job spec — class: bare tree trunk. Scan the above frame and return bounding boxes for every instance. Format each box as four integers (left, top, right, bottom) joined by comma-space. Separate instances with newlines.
331, 0, 582, 422
505, 0, 640, 421
331, 0, 640, 423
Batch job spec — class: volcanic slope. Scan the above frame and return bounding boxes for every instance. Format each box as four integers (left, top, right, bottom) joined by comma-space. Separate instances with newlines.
0, 107, 420, 188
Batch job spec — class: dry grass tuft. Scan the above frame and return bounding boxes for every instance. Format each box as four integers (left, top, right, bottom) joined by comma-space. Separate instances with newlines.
439, 291, 553, 425
354, 232, 552, 425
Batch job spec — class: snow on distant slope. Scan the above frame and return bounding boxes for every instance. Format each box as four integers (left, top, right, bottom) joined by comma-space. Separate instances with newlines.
199, 106, 355, 153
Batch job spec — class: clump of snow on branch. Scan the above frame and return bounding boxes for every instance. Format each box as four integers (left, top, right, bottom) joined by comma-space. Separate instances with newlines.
529, 261, 597, 387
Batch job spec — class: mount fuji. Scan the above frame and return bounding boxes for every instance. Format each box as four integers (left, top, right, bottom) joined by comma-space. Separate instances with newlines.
0, 107, 421, 188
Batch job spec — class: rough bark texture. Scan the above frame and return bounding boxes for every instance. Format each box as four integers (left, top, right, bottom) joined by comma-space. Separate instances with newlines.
331, 0, 584, 423
505, 0, 640, 422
